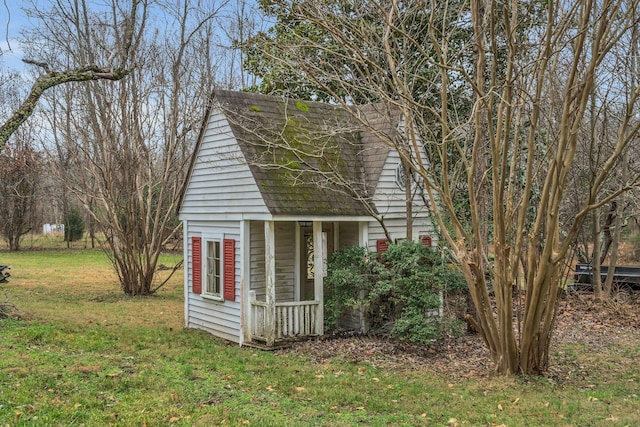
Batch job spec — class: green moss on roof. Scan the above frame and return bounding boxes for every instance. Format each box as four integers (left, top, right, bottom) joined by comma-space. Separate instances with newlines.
285, 118, 298, 128
295, 100, 309, 112
212, 89, 380, 216
283, 160, 301, 169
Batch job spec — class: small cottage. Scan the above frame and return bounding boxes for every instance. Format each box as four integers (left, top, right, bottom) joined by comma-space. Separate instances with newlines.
178, 90, 435, 347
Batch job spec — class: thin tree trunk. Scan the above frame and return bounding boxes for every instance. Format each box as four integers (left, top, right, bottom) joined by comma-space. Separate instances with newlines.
603, 206, 623, 297
593, 207, 603, 300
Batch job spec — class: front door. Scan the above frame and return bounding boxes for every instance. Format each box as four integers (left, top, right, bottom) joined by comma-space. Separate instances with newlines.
300, 223, 333, 300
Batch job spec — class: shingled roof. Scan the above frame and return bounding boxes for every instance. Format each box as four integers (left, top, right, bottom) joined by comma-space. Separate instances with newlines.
212, 90, 398, 217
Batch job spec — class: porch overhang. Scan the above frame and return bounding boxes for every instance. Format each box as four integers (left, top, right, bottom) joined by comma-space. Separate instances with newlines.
269, 214, 374, 222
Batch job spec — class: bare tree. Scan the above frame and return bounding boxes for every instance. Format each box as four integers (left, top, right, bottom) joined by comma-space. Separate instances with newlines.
0, 133, 42, 250
33, 0, 226, 295
0, 71, 42, 250
219, 0, 266, 88
0, 0, 143, 153
244, 0, 640, 374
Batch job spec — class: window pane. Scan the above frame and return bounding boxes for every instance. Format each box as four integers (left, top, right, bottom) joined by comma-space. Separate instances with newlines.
213, 241, 220, 294
206, 240, 221, 296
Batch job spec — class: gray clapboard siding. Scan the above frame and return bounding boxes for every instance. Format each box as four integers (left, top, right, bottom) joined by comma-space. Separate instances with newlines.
338, 222, 361, 249
274, 222, 295, 302
249, 221, 296, 303
374, 149, 416, 215
180, 110, 269, 218
187, 302, 241, 343
186, 221, 242, 343
250, 221, 266, 301
189, 317, 239, 343
368, 149, 434, 247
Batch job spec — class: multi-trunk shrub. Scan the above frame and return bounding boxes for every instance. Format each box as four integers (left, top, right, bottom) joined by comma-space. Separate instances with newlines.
324, 240, 466, 343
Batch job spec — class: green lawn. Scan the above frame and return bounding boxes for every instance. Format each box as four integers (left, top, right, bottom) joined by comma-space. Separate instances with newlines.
1, 249, 639, 426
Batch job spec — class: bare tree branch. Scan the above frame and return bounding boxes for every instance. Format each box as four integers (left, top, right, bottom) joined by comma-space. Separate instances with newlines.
0, 63, 130, 152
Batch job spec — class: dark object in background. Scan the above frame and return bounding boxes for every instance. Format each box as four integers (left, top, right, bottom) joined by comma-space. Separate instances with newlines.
573, 263, 640, 291
0, 265, 10, 283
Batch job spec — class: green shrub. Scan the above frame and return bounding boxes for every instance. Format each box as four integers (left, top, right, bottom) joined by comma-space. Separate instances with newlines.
64, 206, 85, 242
324, 240, 466, 343
324, 246, 387, 329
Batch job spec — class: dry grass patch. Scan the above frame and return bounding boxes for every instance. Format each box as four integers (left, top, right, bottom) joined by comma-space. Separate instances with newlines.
1, 249, 184, 330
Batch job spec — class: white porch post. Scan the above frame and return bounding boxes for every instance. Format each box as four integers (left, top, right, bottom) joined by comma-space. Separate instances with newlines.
358, 221, 369, 248
264, 220, 276, 346
294, 223, 301, 301
182, 219, 189, 328
313, 221, 324, 335
240, 220, 251, 345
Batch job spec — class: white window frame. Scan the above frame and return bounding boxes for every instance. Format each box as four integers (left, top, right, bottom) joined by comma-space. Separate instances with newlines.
202, 235, 224, 301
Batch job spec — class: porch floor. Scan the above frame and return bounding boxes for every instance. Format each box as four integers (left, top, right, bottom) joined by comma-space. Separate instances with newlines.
243, 334, 319, 350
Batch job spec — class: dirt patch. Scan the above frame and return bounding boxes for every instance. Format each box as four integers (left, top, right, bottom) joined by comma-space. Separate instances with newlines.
276, 293, 640, 379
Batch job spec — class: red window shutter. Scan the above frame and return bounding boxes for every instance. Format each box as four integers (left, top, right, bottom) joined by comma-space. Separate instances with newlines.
376, 239, 389, 261
376, 239, 390, 253
420, 235, 433, 247
192, 237, 202, 294
223, 238, 236, 301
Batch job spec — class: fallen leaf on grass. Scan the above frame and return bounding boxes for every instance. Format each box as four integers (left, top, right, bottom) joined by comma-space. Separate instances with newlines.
198, 396, 223, 406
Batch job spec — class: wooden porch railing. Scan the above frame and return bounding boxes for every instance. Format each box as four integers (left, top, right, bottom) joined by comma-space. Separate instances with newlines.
249, 291, 320, 343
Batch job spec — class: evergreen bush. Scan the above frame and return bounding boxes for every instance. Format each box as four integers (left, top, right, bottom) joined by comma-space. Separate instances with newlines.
324, 240, 466, 343
64, 207, 85, 242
